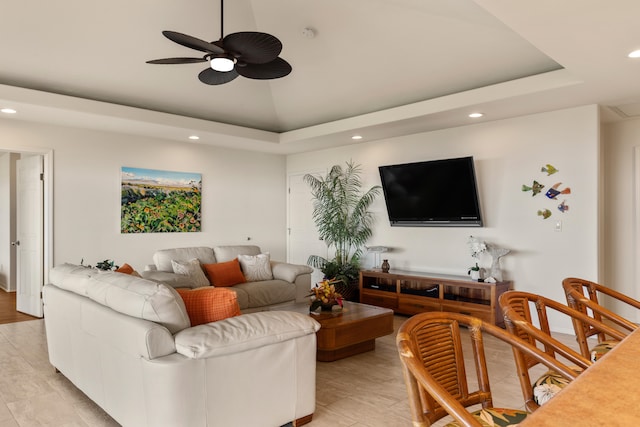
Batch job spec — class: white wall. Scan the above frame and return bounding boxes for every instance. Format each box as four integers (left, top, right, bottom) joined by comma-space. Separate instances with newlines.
288, 105, 601, 333
0, 119, 287, 272
603, 119, 640, 321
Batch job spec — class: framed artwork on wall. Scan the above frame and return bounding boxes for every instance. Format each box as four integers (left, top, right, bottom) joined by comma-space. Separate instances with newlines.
120, 167, 202, 233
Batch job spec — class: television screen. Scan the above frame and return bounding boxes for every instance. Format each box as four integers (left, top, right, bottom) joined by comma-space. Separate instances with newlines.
378, 156, 483, 227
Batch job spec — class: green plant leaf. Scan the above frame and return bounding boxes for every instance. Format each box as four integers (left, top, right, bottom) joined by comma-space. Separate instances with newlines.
304, 160, 380, 280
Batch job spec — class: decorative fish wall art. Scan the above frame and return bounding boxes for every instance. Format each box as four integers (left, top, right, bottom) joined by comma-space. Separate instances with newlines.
558, 200, 569, 213
545, 182, 571, 200
522, 180, 544, 196
537, 209, 552, 219
521, 164, 572, 220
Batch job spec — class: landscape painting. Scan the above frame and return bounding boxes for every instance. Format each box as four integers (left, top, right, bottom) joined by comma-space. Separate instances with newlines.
121, 167, 202, 233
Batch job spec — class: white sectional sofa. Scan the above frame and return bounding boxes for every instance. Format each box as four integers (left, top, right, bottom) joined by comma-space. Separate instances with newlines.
43, 263, 320, 427
141, 245, 313, 312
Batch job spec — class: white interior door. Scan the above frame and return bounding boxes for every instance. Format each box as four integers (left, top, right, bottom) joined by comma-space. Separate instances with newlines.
16, 155, 44, 317
287, 171, 327, 286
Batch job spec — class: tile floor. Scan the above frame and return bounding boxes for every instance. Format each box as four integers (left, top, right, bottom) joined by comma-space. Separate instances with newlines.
0, 316, 580, 427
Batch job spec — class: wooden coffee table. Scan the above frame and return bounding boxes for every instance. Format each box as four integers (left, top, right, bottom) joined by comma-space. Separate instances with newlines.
274, 301, 394, 362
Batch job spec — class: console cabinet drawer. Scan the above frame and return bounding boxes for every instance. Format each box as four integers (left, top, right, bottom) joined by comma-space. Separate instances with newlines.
398, 296, 441, 315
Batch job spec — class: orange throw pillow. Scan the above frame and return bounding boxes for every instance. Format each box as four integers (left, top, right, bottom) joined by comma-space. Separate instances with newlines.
202, 259, 246, 287
115, 263, 135, 274
176, 287, 241, 326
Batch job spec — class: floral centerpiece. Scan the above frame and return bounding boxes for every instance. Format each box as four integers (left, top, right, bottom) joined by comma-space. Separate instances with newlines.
309, 279, 344, 311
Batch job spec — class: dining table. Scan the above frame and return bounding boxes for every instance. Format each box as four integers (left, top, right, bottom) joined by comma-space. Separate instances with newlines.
518, 327, 640, 426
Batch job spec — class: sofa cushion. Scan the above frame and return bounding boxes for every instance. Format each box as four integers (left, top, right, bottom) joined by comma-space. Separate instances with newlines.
238, 253, 273, 282
171, 258, 209, 288
232, 279, 296, 308
228, 287, 249, 309
202, 259, 246, 287
84, 271, 191, 334
153, 247, 216, 272
174, 311, 321, 359
213, 245, 261, 263
176, 288, 241, 326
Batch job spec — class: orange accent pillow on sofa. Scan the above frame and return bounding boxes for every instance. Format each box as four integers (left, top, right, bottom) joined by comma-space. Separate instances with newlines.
115, 263, 135, 274
202, 259, 246, 287
176, 287, 241, 326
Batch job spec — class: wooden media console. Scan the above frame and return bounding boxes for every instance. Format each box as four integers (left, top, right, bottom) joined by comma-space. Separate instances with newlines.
359, 269, 512, 327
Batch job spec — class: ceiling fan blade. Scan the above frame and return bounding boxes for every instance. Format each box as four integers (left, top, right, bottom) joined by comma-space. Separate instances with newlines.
162, 30, 224, 54
223, 32, 282, 64
198, 67, 239, 85
146, 57, 207, 64
236, 57, 292, 80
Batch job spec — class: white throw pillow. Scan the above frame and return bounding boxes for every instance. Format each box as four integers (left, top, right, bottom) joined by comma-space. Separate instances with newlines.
237, 253, 273, 282
171, 258, 209, 288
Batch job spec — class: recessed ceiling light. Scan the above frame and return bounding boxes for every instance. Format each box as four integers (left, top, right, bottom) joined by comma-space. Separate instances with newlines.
1, 108, 17, 114
188, 135, 200, 140
468, 112, 483, 118
628, 50, 640, 58
351, 135, 363, 140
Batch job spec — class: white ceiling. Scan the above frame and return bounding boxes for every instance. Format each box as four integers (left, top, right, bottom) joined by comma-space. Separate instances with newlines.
1, 0, 639, 154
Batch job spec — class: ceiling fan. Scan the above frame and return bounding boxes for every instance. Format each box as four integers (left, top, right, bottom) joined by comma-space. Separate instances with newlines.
147, 0, 292, 85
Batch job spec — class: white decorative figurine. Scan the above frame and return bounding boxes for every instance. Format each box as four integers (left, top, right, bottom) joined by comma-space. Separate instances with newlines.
485, 245, 510, 282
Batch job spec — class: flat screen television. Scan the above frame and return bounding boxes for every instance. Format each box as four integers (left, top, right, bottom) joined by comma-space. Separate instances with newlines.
379, 156, 483, 227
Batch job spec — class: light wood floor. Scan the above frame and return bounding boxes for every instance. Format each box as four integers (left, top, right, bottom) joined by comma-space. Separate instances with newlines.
0, 289, 39, 325
0, 315, 581, 427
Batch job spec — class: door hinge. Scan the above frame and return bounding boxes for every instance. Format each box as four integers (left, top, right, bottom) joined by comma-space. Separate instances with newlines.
40, 173, 44, 181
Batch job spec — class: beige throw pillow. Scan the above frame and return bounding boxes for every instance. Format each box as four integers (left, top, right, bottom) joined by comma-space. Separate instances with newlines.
237, 253, 273, 282
171, 258, 210, 288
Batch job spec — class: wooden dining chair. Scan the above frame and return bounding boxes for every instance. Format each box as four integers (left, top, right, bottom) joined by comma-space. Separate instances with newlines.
562, 277, 638, 360
499, 290, 626, 412
396, 312, 578, 427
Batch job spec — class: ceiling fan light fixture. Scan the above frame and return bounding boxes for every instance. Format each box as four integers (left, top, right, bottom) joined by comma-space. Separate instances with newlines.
148, 0, 291, 84
210, 55, 236, 72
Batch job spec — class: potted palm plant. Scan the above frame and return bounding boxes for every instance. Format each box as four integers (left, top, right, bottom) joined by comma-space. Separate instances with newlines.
304, 161, 381, 301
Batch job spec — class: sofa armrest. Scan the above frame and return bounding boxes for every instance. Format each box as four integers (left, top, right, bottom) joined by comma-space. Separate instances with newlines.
271, 261, 313, 302
174, 311, 320, 359
271, 261, 312, 283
